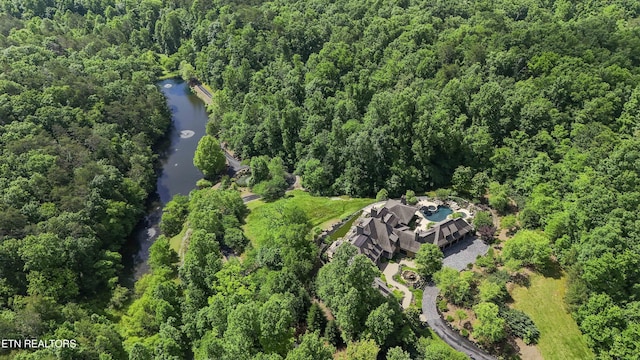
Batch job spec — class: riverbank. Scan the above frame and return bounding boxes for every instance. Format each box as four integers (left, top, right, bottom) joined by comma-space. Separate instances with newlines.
189, 79, 213, 105
123, 78, 210, 281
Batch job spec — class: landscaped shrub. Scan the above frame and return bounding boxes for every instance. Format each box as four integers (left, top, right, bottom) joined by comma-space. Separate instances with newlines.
405, 190, 418, 205
478, 279, 507, 304
501, 214, 518, 233
500, 307, 540, 345
253, 178, 287, 201
438, 299, 449, 312
306, 303, 327, 333
222, 176, 234, 189
475, 254, 496, 273
473, 211, 493, 228
446, 315, 454, 322
487, 270, 510, 287
435, 188, 451, 200
393, 289, 404, 302
478, 225, 497, 243
235, 175, 250, 187
451, 212, 464, 219
376, 188, 389, 201
461, 328, 469, 337
196, 178, 213, 189
325, 320, 342, 347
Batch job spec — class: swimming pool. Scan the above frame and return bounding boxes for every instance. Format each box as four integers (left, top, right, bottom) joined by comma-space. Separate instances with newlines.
422, 205, 453, 222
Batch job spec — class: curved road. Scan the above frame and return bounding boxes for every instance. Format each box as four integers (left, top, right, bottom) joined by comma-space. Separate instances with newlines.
242, 194, 260, 203
422, 237, 494, 360
423, 283, 495, 360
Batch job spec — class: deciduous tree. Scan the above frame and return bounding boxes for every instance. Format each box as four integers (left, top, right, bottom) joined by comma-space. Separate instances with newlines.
194, 135, 226, 179
473, 302, 506, 344
415, 243, 443, 278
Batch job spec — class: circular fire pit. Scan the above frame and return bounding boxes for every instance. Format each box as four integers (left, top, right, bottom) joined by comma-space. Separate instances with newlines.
401, 270, 420, 286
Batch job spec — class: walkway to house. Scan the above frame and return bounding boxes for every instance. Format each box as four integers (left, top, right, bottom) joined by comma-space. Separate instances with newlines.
380, 262, 413, 309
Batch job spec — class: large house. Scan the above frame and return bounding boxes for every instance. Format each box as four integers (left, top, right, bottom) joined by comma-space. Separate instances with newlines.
345, 199, 474, 265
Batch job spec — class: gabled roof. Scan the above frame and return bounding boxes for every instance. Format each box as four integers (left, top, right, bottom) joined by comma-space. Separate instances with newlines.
398, 230, 421, 254
383, 199, 417, 225
421, 218, 472, 247
349, 199, 472, 264
362, 218, 396, 254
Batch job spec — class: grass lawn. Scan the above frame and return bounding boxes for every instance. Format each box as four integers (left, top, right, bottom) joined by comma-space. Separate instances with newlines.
169, 224, 188, 255
243, 190, 374, 244
510, 273, 594, 360
158, 70, 179, 80
327, 210, 362, 242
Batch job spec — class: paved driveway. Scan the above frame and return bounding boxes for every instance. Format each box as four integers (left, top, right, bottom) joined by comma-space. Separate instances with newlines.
422, 237, 495, 360
443, 237, 490, 271
242, 194, 260, 203
422, 282, 495, 360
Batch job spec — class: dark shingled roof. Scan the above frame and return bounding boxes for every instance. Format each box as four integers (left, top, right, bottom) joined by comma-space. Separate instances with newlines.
422, 218, 472, 247
383, 199, 417, 225
361, 218, 396, 254
398, 230, 421, 253
348, 200, 473, 265
373, 277, 393, 297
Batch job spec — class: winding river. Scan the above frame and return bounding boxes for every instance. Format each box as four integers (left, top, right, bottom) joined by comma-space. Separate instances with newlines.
121, 79, 208, 284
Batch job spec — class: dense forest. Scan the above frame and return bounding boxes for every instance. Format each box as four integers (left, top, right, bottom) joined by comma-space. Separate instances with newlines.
0, 0, 173, 358
1, 0, 640, 359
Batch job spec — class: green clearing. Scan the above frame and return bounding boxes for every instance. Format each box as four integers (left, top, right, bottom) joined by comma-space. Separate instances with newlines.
511, 273, 594, 360
158, 70, 179, 80
327, 210, 363, 242
243, 190, 373, 244
169, 223, 188, 255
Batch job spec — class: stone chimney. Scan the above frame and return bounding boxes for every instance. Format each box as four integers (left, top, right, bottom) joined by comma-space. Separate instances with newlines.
400, 195, 407, 205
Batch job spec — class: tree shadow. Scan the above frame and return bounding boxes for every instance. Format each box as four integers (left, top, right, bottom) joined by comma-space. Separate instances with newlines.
511, 272, 531, 288
539, 260, 563, 279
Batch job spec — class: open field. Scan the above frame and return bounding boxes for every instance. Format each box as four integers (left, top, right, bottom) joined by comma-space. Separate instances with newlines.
244, 190, 373, 244
510, 273, 594, 360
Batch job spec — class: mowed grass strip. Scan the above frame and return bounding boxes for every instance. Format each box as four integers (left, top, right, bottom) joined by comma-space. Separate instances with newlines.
169, 224, 187, 254
511, 273, 594, 360
244, 190, 373, 244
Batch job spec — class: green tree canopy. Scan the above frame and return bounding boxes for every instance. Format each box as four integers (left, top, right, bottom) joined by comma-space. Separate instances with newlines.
415, 243, 443, 278
473, 302, 506, 345
285, 331, 334, 360
194, 135, 226, 179
433, 267, 474, 306
503, 230, 552, 270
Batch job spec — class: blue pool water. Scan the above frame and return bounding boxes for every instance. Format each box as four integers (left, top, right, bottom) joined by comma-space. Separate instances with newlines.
423, 206, 453, 222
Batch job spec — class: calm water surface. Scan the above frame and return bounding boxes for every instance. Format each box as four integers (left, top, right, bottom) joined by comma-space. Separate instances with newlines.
121, 79, 208, 283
